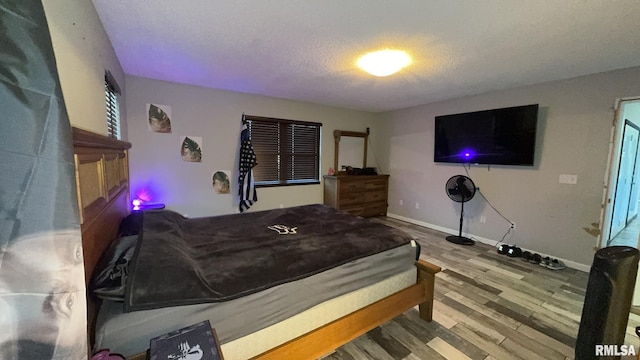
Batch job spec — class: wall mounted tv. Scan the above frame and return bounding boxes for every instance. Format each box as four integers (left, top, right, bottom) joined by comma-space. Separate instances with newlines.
434, 104, 539, 166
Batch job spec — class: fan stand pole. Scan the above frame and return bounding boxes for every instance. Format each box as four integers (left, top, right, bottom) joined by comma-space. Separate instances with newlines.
446, 195, 475, 246
458, 198, 464, 237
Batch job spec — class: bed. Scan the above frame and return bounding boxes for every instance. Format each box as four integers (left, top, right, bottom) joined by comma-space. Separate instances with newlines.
73, 127, 441, 360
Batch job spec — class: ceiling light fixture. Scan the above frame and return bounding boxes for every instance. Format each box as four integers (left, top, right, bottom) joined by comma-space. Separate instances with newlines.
357, 49, 412, 77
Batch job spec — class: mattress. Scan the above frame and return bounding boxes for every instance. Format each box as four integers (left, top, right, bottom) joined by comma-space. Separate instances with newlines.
126, 204, 414, 311
225, 267, 415, 360
95, 242, 417, 358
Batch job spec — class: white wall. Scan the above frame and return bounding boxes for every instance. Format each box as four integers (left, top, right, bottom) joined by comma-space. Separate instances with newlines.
379, 66, 640, 267
43, 0, 127, 139
125, 76, 380, 217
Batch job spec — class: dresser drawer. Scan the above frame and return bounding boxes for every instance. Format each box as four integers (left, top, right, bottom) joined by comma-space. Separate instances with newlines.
339, 192, 365, 206
362, 201, 387, 217
364, 191, 386, 203
365, 179, 387, 191
324, 175, 388, 218
340, 181, 365, 194
341, 206, 365, 216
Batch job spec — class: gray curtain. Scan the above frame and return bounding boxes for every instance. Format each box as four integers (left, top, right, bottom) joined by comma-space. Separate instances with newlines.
0, 0, 88, 359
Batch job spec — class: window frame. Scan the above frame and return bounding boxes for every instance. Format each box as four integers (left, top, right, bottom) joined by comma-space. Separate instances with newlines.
245, 115, 322, 187
105, 71, 121, 139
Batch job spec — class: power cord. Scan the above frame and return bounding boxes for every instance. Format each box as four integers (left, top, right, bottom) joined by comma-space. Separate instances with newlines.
495, 225, 514, 249
463, 164, 514, 225
476, 190, 514, 226
462, 164, 516, 248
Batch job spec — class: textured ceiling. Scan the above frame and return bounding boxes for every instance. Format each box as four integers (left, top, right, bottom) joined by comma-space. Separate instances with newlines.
92, 1, 640, 112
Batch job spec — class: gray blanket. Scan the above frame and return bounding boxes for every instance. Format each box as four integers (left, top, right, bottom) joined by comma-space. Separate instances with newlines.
124, 204, 413, 312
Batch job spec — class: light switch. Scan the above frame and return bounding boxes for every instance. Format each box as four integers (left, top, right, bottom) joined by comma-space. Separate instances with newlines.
559, 174, 578, 184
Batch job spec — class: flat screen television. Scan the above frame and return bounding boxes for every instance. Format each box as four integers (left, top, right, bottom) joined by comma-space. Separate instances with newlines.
434, 104, 539, 166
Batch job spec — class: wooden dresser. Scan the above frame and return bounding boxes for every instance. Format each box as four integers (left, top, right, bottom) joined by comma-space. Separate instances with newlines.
323, 174, 389, 217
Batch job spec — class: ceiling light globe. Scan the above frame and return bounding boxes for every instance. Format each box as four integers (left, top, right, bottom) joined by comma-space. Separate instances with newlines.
357, 50, 412, 77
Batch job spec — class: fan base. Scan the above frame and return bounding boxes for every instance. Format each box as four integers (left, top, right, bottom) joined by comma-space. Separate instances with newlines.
446, 235, 475, 246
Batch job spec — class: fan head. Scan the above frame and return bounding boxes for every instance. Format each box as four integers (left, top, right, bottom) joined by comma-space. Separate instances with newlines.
445, 175, 476, 202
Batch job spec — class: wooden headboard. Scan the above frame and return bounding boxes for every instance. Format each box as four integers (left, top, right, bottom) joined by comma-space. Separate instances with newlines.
72, 127, 131, 348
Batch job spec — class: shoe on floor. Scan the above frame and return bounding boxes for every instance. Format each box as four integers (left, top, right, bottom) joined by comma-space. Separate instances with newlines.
497, 244, 510, 255
507, 246, 522, 258
547, 259, 566, 270
540, 256, 551, 267
521, 251, 533, 262
530, 253, 542, 264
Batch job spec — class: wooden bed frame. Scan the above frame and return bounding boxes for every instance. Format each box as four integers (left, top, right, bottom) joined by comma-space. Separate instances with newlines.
73, 127, 131, 347
72, 127, 441, 360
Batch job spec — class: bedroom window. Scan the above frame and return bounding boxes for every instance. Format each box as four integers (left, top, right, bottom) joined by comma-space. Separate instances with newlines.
105, 71, 121, 139
245, 115, 322, 187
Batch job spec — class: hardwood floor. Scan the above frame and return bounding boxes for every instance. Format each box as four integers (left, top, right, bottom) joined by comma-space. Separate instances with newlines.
323, 217, 640, 360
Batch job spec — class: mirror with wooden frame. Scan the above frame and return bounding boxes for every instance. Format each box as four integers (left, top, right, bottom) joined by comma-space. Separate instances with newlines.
333, 129, 368, 174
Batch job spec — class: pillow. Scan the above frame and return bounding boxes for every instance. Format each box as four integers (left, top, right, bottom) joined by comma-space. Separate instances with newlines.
89, 234, 139, 301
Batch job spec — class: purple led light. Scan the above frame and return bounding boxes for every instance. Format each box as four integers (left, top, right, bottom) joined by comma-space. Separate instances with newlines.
131, 179, 165, 210
460, 149, 475, 161
136, 189, 152, 202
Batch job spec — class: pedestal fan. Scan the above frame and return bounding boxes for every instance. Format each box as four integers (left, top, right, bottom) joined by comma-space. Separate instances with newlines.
445, 175, 477, 245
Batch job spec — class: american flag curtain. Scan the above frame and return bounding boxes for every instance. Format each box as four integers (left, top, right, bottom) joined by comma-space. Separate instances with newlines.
1, 1, 87, 358
238, 115, 258, 212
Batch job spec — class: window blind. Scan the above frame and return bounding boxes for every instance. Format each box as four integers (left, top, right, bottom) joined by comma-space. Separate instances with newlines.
105, 72, 121, 139
246, 116, 321, 186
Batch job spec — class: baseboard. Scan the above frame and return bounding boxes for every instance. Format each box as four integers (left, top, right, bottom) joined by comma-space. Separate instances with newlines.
386, 213, 591, 273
